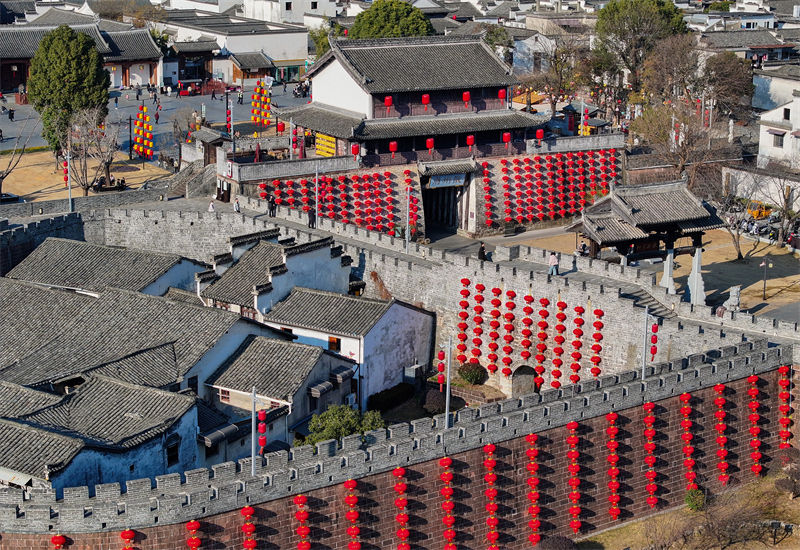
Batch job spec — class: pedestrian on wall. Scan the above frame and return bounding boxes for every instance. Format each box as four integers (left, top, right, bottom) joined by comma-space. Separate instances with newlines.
234, 198, 240, 212
208, 200, 215, 213
477, 241, 487, 261
548, 251, 559, 276
267, 194, 276, 216
307, 206, 316, 229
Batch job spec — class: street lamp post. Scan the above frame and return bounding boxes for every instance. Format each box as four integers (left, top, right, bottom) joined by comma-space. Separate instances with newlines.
761, 256, 773, 300
438, 337, 453, 429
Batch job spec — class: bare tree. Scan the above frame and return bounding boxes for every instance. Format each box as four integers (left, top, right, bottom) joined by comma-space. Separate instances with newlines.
521, 34, 586, 117
642, 509, 694, 550
642, 34, 700, 103
61, 107, 121, 196
0, 114, 39, 197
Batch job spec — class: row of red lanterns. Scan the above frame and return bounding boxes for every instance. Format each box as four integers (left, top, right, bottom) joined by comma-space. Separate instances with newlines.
679, 393, 698, 491
565, 422, 582, 534
748, 376, 764, 476
394, 467, 411, 550
526, 434, 541, 546
440, 457, 457, 550
606, 413, 621, 520
642, 402, 659, 508
713, 384, 730, 486
383, 89, 507, 113
294, 495, 310, 550
343, 480, 360, 550
484, 444, 500, 550
778, 365, 793, 448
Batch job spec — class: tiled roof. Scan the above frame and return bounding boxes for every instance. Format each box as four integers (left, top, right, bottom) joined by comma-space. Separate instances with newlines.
27, 8, 133, 31
0, 279, 242, 387
164, 287, 204, 306
6, 238, 183, 292
354, 109, 548, 140
0, 381, 61, 418
20, 375, 196, 448
569, 213, 649, 245
231, 52, 274, 70
430, 17, 462, 34
700, 30, 786, 50
449, 20, 536, 39
172, 38, 219, 53
190, 127, 227, 143
263, 287, 392, 337
0, 24, 111, 58
197, 400, 232, 433
418, 158, 478, 176
615, 181, 712, 225
86, 343, 181, 388
317, 35, 518, 93
201, 240, 286, 306
102, 29, 163, 61
443, 1, 484, 18
0, 0, 34, 24
0, 419, 84, 479
164, 10, 306, 36
206, 335, 325, 401
274, 103, 364, 139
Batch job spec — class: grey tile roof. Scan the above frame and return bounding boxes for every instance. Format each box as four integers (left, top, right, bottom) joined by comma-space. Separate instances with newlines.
172, 38, 219, 53
201, 240, 286, 306
27, 8, 133, 31
754, 63, 800, 82
0, 419, 84, 479
418, 158, 478, 176
20, 375, 196, 448
355, 109, 548, 140
263, 287, 392, 337
190, 127, 227, 143
274, 103, 364, 140
0, 279, 242, 387
85, 343, 181, 388
431, 17, 462, 34
206, 335, 324, 400
6, 238, 183, 292
318, 35, 519, 93
700, 30, 787, 50
449, 20, 536, 39
443, 1, 484, 18
614, 181, 712, 225
0, 381, 61, 418
164, 10, 306, 36
0, 24, 111, 58
163, 287, 204, 306
197, 400, 232, 433
231, 51, 275, 70
569, 213, 650, 245
0, 0, 35, 24
102, 29, 163, 62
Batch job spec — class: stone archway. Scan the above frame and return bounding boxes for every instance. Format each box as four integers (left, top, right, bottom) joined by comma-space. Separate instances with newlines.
511, 365, 537, 397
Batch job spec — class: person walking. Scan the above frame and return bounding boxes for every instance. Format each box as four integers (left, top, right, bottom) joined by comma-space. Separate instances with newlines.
152, 92, 158, 105
477, 242, 487, 261
548, 252, 559, 276
167, 86, 172, 97
154, 111, 159, 124
233, 198, 240, 212
208, 200, 215, 213
307, 207, 316, 229
211, 88, 216, 100
8, 108, 14, 122
237, 90, 243, 105
114, 96, 118, 109
267, 194, 276, 216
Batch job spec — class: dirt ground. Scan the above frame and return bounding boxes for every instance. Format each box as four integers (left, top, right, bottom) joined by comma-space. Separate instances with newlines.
521, 230, 800, 317
2, 150, 171, 202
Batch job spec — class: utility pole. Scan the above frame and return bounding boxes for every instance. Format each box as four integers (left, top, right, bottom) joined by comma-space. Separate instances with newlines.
641, 305, 650, 381
444, 336, 452, 428
128, 115, 132, 160
251, 386, 257, 476
405, 185, 411, 254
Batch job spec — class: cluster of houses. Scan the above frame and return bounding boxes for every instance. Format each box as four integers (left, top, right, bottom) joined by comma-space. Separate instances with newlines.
0, 235, 434, 493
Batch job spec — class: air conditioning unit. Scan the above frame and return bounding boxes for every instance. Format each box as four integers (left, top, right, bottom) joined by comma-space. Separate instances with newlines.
345, 393, 357, 409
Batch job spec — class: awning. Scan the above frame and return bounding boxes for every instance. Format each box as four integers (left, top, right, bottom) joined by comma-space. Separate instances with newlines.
586, 118, 611, 128
418, 158, 478, 177
791, 130, 800, 137
308, 381, 333, 397
330, 365, 355, 384
197, 422, 240, 447
0, 467, 32, 486
767, 129, 786, 135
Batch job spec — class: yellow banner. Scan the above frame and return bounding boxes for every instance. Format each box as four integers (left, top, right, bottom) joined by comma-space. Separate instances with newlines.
316, 133, 336, 157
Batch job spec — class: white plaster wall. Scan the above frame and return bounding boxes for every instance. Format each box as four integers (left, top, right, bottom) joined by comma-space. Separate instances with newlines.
108, 66, 123, 88
170, 0, 239, 11
361, 303, 434, 408
757, 95, 800, 168
141, 260, 206, 295
311, 59, 372, 118
212, 59, 234, 83
163, 60, 180, 86
51, 408, 198, 495
129, 64, 151, 87
223, 31, 308, 63
262, 322, 362, 361
752, 73, 799, 111
243, 0, 282, 23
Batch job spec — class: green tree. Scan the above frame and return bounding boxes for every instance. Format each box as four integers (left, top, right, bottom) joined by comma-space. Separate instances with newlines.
27, 25, 110, 154
483, 25, 513, 65
706, 1, 732, 12
309, 19, 346, 58
150, 29, 170, 57
349, 0, 434, 40
596, 0, 687, 92
296, 404, 386, 447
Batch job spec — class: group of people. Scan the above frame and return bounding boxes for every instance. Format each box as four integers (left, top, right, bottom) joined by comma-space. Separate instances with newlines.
293, 82, 310, 98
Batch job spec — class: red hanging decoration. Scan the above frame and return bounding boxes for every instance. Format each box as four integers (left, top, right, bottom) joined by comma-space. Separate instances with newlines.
714, 385, 730, 485
747, 376, 764, 476
554, 301, 568, 384
520, 295, 534, 367
487, 290, 501, 375
186, 520, 202, 550
570, 306, 585, 385
501, 290, 516, 378
642, 402, 659, 508
440, 457, 456, 550
566, 421, 581, 534
484, 444, 500, 550
777, 365, 793, 449
469, 281, 484, 366
121, 530, 135, 550
343, 480, 360, 550
240, 506, 256, 550
649, 323, 658, 361
393, 467, 411, 550
526, 434, 541, 546
605, 412, 621, 519
679, 393, 698, 491
456, 280, 469, 365
51, 536, 67, 550
590, 309, 604, 378
294, 495, 310, 550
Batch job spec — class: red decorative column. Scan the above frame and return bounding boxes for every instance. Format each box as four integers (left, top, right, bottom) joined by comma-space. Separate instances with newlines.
590, 309, 604, 378
440, 457, 457, 550
484, 444, 500, 550
713, 384, 730, 485
520, 295, 534, 365
679, 393, 698, 491
605, 412, 621, 520
778, 365, 793, 448
566, 421, 582, 534
241, 506, 256, 550
393, 468, 410, 550
294, 495, 310, 550
472, 284, 485, 366
526, 434, 541, 546
642, 402, 658, 508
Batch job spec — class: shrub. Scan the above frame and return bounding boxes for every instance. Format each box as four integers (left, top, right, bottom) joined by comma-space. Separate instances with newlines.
685, 488, 705, 511
366, 382, 415, 412
538, 536, 577, 550
423, 389, 447, 415
458, 362, 486, 385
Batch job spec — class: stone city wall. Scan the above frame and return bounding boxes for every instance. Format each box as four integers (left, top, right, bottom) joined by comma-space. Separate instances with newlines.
0, 188, 168, 219
0, 341, 793, 544
0, 215, 86, 276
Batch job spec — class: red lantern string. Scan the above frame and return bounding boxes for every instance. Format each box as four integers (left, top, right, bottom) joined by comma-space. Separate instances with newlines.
570, 306, 585, 385
649, 323, 658, 362
501, 290, 516, 378
713, 384, 729, 485
590, 309, 604, 378
746, 375, 763, 476
484, 444, 500, 550
51, 535, 67, 550
777, 365, 793, 449
520, 295, 534, 367
393, 467, 410, 550
525, 434, 541, 547
456, 280, 469, 365
343, 480, 360, 550
439, 457, 457, 550
120, 529, 135, 550
679, 393, 697, 491
487, 288, 502, 375
294, 495, 310, 550
533, 299, 554, 388
240, 506, 256, 550
554, 301, 568, 385
471, 283, 486, 367
186, 520, 201, 550
484, 163, 494, 226
566, 421, 582, 534
643, 402, 658, 508
436, 349, 446, 392
605, 412, 621, 520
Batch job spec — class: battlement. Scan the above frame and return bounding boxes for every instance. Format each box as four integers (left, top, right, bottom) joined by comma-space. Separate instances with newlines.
0, 338, 791, 534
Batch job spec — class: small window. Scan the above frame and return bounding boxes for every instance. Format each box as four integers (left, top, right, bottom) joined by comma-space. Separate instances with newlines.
220, 389, 230, 402
216, 301, 230, 311
188, 376, 198, 394
784, 108, 791, 120
280, 327, 293, 334
311, 1, 318, 8
166, 443, 180, 467
269, 423, 274, 432
242, 306, 257, 320
205, 443, 220, 459
774, 133, 784, 148
240, 438, 246, 446
130, 464, 135, 473
168, 383, 181, 392
328, 336, 341, 352
309, 395, 318, 414
285, 1, 292, 9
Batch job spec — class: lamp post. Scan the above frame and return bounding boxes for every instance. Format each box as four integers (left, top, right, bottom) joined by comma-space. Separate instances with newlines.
437, 337, 453, 429
761, 256, 773, 300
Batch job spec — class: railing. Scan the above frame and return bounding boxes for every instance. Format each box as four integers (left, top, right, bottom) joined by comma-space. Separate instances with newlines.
361, 142, 527, 167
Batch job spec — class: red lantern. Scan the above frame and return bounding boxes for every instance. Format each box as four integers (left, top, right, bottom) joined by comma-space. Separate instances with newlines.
277, 121, 285, 134
51, 536, 66, 550
384, 95, 393, 114
498, 88, 506, 105
351, 143, 359, 161
186, 520, 201, 534
426, 137, 434, 155
462, 91, 471, 108
422, 93, 430, 111
536, 129, 544, 141
120, 530, 135, 544
466, 134, 475, 152
389, 141, 398, 158
502, 132, 511, 149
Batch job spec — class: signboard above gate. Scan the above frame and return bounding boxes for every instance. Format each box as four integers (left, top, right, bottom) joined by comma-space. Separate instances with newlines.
428, 173, 466, 189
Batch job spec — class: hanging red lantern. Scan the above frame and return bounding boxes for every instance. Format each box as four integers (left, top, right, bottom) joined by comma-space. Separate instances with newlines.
51, 536, 66, 550
498, 88, 506, 105
389, 141, 398, 158
426, 137, 434, 155
466, 134, 475, 152
462, 91, 471, 108
384, 95, 393, 114
502, 132, 511, 149
422, 93, 430, 111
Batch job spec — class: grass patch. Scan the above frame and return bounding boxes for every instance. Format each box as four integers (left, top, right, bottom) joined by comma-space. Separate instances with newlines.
0, 145, 50, 155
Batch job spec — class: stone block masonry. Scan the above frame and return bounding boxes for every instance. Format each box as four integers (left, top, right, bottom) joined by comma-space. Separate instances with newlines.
0, 342, 793, 545
0, 188, 168, 219
0, 214, 86, 276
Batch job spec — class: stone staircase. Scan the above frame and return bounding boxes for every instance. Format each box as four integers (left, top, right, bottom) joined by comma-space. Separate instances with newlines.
620, 287, 676, 319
